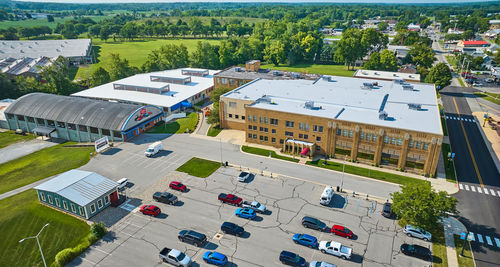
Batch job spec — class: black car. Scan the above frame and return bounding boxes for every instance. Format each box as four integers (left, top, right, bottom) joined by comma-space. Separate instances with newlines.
153, 192, 178, 205
178, 230, 207, 247
381, 202, 393, 218
301, 216, 329, 231
400, 244, 432, 261
221, 222, 245, 236
279, 251, 306, 267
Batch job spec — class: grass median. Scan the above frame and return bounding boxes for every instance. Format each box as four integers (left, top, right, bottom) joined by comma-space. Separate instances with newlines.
0, 190, 90, 267
147, 112, 199, 134
0, 143, 94, 194
241, 146, 300, 163
176, 157, 221, 178
474, 92, 500, 106
306, 159, 429, 187
0, 131, 34, 149
442, 143, 457, 183
431, 225, 448, 267
207, 125, 223, 137
454, 235, 474, 267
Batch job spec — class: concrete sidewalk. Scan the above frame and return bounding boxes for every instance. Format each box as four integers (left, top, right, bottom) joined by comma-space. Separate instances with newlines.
442, 217, 470, 267
0, 176, 54, 200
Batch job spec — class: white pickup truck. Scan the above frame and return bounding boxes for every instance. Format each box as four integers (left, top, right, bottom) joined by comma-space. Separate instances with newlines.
241, 200, 266, 213
159, 247, 191, 266
319, 240, 352, 260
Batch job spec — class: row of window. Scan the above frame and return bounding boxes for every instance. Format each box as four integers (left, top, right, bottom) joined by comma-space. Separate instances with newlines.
227, 114, 245, 120
247, 115, 279, 125
40, 191, 110, 217
217, 77, 241, 86
248, 125, 276, 134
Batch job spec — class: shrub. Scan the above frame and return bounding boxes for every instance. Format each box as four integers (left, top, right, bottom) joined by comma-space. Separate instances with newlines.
90, 222, 107, 239
54, 248, 76, 266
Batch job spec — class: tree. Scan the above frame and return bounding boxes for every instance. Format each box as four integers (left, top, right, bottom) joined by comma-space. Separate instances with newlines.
61, 23, 77, 39
379, 49, 398, 71
462, 30, 475, 41
391, 183, 457, 230
0, 73, 17, 99
120, 22, 138, 40
90, 67, 110, 87
108, 53, 135, 81
263, 40, 286, 66
47, 15, 54, 23
99, 26, 111, 42
207, 87, 233, 125
377, 21, 388, 31
334, 28, 364, 70
41, 57, 78, 95
218, 40, 237, 68
409, 43, 435, 69
191, 41, 220, 69
89, 25, 101, 38
142, 44, 189, 72
425, 63, 452, 89
364, 52, 382, 70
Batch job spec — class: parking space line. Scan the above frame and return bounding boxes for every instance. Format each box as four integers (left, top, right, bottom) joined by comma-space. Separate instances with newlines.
471, 186, 476, 192
495, 238, 500, 247
459, 184, 463, 190
478, 234, 484, 243
93, 247, 111, 255
81, 257, 97, 265
486, 236, 493, 246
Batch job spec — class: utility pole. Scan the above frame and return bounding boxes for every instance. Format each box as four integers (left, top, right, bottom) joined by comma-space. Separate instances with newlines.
460, 231, 469, 257
341, 155, 347, 192
219, 138, 223, 166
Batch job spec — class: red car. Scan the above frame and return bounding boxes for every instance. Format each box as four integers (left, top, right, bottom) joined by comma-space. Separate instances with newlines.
140, 205, 161, 217
169, 181, 187, 192
331, 225, 354, 239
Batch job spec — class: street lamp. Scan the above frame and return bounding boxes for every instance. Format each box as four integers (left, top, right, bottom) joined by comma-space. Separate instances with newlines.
340, 155, 347, 192
19, 223, 49, 267
219, 138, 223, 166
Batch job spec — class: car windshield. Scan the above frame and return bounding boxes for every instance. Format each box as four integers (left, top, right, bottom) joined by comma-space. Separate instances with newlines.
295, 255, 301, 261
325, 241, 331, 247
408, 245, 415, 252
345, 228, 351, 234
254, 203, 261, 208
146, 148, 154, 152
177, 252, 186, 261
239, 172, 248, 177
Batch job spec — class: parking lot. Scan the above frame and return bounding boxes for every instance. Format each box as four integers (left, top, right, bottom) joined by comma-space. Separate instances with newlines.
70, 165, 431, 267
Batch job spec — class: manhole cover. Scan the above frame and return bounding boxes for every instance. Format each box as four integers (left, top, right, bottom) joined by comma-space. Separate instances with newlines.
213, 233, 223, 240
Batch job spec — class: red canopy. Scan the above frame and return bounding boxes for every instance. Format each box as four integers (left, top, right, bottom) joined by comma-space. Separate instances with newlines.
300, 147, 310, 155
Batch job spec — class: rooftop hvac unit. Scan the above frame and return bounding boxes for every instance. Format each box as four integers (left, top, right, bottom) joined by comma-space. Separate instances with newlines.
408, 103, 422, 110
379, 110, 388, 120
273, 70, 281, 76
235, 67, 241, 72
304, 101, 315, 109
260, 95, 272, 103
394, 79, 405, 84
374, 72, 379, 75
362, 71, 368, 75
402, 84, 414, 90
292, 73, 301, 78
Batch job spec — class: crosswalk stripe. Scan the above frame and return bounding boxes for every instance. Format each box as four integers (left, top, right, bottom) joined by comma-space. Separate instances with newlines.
478, 234, 484, 243
459, 184, 464, 189
484, 188, 489, 195
471, 186, 476, 192
497, 191, 500, 196
491, 189, 496, 196
469, 232, 476, 241
477, 187, 483, 193
495, 238, 500, 247
486, 236, 493, 246
465, 185, 470, 191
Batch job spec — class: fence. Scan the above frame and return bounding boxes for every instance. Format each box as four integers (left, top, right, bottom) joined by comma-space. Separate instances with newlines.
164, 112, 186, 123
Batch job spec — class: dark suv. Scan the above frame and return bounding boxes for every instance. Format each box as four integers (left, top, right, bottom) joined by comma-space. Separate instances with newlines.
279, 251, 306, 267
153, 192, 178, 205
381, 202, 393, 218
178, 230, 207, 247
221, 222, 244, 236
301, 216, 329, 231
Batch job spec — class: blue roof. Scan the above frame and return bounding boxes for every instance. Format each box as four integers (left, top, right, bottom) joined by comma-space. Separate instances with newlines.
34, 170, 118, 206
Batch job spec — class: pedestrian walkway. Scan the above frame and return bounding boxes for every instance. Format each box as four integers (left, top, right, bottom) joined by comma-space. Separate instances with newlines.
458, 183, 500, 198
0, 176, 53, 200
196, 111, 211, 135
445, 115, 478, 123
442, 217, 468, 267
466, 231, 500, 248
0, 137, 58, 164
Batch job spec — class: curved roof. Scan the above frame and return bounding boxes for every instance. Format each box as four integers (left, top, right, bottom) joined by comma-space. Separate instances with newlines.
5, 93, 143, 131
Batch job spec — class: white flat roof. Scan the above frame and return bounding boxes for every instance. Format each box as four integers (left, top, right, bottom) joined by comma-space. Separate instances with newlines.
353, 69, 420, 82
0, 39, 91, 60
72, 68, 218, 108
223, 77, 441, 135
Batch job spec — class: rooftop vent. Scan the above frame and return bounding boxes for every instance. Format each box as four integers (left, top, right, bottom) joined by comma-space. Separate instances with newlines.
402, 84, 414, 91
394, 79, 405, 84
374, 72, 379, 75
379, 110, 388, 120
259, 95, 272, 103
362, 71, 368, 75
408, 103, 422, 110
235, 67, 241, 72
292, 73, 301, 79
361, 82, 374, 90
304, 100, 318, 110
273, 70, 282, 76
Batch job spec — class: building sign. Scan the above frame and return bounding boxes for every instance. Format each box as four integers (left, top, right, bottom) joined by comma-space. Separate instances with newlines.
135, 108, 153, 121
95, 136, 109, 153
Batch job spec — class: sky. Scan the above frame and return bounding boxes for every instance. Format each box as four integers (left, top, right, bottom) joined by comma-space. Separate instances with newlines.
11, 0, 499, 3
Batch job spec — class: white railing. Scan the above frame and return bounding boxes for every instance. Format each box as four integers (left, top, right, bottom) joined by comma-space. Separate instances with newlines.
164, 112, 186, 123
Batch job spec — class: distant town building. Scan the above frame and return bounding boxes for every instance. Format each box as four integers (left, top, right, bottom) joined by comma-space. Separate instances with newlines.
489, 20, 500, 29
447, 28, 464, 35
485, 29, 500, 39
0, 56, 52, 79
398, 65, 418, 74
407, 23, 421, 32
457, 40, 489, 48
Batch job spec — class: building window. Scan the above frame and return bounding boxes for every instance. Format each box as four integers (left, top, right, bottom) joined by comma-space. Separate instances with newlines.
36, 118, 45, 124
79, 125, 87, 132
253, 134, 257, 139
299, 133, 303, 138
228, 114, 233, 118
397, 138, 403, 146
259, 135, 263, 140
105, 195, 110, 204
286, 121, 294, 128
97, 199, 103, 209
423, 143, 429, 150
272, 137, 276, 143
242, 116, 245, 120
304, 134, 308, 139
409, 140, 414, 148
48, 195, 53, 204
67, 124, 75, 130
299, 123, 304, 130
248, 133, 252, 138
343, 129, 348, 136
313, 125, 317, 131
6, 113, 14, 119
229, 102, 236, 107
337, 129, 341, 135
305, 124, 309, 131
285, 131, 293, 137
360, 132, 364, 139
40, 192, 46, 201
90, 204, 96, 213
260, 127, 263, 131
57, 121, 65, 128
272, 129, 276, 134
390, 137, 396, 145
384, 136, 389, 143
270, 118, 278, 125
47, 120, 55, 126
79, 207, 86, 217
416, 141, 422, 149
253, 116, 257, 122
17, 115, 25, 121
348, 131, 353, 138
264, 128, 268, 132
316, 146, 321, 151
253, 126, 257, 130
248, 125, 252, 130
100, 129, 110, 136
221, 78, 228, 84
71, 204, 76, 213
264, 117, 268, 124
63, 201, 68, 210
27, 117, 35, 123
365, 133, 370, 140
319, 126, 323, 132
235, 115, 239, 119
55, 198, 60, 207
316, 136, 321, 142
259, 116, 263, 123
113, 131, 121, 138
372, 134, 377, 141
280, 139, 284, 144
264, 136, 268, 141
90, 127, 99, 134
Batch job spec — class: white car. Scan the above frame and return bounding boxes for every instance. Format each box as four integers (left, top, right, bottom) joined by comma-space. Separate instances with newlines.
309, 261, 336, 267
319, 240, 352, 260
241, 200, 266, 213
403, 225, 432, 241
238, 171, 251, 182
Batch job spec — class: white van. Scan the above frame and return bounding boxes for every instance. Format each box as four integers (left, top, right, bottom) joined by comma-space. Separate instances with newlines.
117, 178, 128, 191
145, 141, 163, 157
320, 187, 334, 206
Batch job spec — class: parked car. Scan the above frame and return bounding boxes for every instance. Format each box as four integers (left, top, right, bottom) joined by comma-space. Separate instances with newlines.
279, 251, 306, 267
400, 243, 432, 260
241, 200, 266, 213
403, 225, 432, 241
203, 251, 228, 266
485, 78, 494, 83
238, 171, 251, 182
301, 216, 329, 231
381, 202, 393, 218
473, 82, 483, 87
139, 205, 161, 217
153, 192, 178, 205
218, 193, 243, 206
320, 187, 334, 206
309, 261, 336, 267
319, 240, 352, 260
221, 222, 244, 236
159, 247, 191, 267
169, 181, 187, 192
331, 225, 354, 239
235, 208, 256, 220
178, 230, 207, 247
292, 233, 318, 248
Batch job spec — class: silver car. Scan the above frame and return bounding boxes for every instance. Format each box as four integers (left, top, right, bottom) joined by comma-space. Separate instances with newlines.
238, 171, 250, 182
403, 225, 432, 241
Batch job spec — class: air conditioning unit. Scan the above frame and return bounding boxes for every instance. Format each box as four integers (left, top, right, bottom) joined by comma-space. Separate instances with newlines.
402, 84, 414, 91
379, 110, 388, 120
394, 79, 405, 84
235, 67, 241, 72
408, 103, 422, 110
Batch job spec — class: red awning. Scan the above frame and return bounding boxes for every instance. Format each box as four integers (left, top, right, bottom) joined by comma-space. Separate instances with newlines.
300, 147, 310, 155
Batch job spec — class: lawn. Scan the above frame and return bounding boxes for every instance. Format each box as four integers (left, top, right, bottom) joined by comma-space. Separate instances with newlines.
0, 190, 90, 267
441, 116, 448, 136
474, 92, 500, 106
0, 131, 34, 149
75, 38, 221, 80
306, 159, 430, 187
444, 55, 457, 67
147, 112, 199, 134
458, 77, 465, 87
176, 157, 221, 178
241, 145, 300, 163
207, 125, 223, 137
0, 16, 105, 29
442, 143, 457, 183
0, 143, 94, 194
259, 63, 357, 77
431, 225, 448, 267
454, 235, 474, 267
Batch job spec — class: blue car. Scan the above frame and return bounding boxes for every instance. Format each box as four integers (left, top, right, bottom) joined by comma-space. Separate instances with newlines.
292, 233, 318, 248
235, 208, 256, 219
203, 251, 228, 266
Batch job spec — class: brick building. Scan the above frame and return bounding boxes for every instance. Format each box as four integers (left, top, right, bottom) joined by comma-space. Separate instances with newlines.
220, 76, 442, 176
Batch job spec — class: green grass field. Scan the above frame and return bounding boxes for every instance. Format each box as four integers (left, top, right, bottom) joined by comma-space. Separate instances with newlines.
241, 146, 300, 163
176, 157, 220, 178
0, 131, 34, 149
259, 63, 357, 77
431, 225, 448, 267
147, 113, 199, 134
0, 189, 90, 267
75, 38, 221, 80
306, 159, 430, 187
0, 16, 106, 29
454, 235, 474, 267
0, 143, 94, 194
474, 92, 500, 106
207, 125, 223, 137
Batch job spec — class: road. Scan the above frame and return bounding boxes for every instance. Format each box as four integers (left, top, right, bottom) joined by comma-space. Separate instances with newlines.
440, 86, 500, 267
